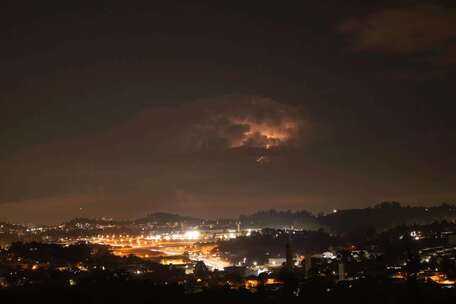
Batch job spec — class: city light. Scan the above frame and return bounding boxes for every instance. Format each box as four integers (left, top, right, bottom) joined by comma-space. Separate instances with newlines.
184, 230, 201, 240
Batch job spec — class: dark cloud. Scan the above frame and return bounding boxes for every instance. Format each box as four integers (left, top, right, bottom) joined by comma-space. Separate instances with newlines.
339, 4, 456, 67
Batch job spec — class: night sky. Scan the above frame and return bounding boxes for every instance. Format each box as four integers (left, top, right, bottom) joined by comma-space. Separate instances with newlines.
1, 0, 456, 224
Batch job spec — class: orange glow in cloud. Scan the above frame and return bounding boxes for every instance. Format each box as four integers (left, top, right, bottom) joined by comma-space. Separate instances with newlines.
230, 118, 299, 149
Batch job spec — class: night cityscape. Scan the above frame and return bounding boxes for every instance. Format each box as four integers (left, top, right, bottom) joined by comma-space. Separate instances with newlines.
1, 1, 456, 303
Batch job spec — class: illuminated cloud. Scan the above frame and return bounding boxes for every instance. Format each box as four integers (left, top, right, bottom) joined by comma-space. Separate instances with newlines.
229, 117, 298, 149
200, 96, 304, 150
226, 98, 301, 149
116, 95, 305, 153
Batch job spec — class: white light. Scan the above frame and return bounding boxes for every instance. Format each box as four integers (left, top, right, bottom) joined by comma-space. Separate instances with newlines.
322, 251, 336, 259
257, 267, 268, 275
184, 230, 201, 240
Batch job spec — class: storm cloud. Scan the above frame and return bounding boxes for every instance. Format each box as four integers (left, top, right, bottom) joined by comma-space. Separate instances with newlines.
115, 95, 305, 152
0, 95, 309, 222
1, 1, 456, 224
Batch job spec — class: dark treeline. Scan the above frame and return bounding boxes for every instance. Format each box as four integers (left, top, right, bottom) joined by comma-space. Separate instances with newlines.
240, 210, 320, 230
241, 202, 456, 233
0, 277, 455, 304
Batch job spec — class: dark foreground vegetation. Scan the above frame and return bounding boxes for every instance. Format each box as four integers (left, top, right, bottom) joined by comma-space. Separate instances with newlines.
1, 278, 455, 304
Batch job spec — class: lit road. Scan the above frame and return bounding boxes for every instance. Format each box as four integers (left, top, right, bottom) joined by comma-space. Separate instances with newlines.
190, 254, 231, 270
80, 235, 232, 270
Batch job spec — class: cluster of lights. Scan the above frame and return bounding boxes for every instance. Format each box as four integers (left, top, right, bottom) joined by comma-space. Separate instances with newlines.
215, 230, 237, 240
410, 231, 423, 241
321, 251, 337, 259
184, 230, 201, 240
146, 230, 202, 241
429, 273, 456, 285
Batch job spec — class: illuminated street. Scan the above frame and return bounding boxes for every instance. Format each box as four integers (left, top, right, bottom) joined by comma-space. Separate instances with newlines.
78, 231, 234, 270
